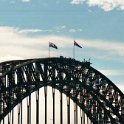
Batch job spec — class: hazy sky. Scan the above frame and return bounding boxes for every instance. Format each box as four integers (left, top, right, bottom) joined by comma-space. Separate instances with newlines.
0, 1, 124, 124
0, 0, 124, 92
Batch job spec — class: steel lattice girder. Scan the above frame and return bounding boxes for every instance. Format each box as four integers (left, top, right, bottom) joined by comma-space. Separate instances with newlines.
0, 57, 124, 123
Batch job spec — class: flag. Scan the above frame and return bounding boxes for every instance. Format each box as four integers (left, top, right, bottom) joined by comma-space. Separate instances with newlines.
49, 42, 58, 49
74, 41, 82, 48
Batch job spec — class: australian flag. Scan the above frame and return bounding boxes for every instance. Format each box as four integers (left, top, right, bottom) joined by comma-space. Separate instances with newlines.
74, 41, 82, 48
49, 42, 58, 49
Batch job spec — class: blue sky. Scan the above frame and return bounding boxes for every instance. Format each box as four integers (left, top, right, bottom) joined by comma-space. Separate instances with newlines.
0, 0, 124, 92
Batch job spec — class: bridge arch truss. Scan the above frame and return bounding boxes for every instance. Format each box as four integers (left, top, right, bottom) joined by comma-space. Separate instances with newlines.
0, 57, 124, 124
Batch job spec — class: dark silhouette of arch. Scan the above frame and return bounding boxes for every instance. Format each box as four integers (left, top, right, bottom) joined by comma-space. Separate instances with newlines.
0, 57, 124, 123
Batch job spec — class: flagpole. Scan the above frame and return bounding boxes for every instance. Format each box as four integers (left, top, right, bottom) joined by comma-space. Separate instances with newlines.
49, 45, 50, 58
73, 44, 75, 59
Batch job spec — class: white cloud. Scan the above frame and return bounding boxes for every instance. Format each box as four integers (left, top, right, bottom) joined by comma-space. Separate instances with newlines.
117, 84, 124, 93
18, 29, 42, 33
70, 0, 124, 11
85, 39, 124, 58
87, 0, 124, 11
17, 28, 53, 34
0, 55, 23, 62
77, 28, 83, 32
71, 0, 84, 5
21, 0, 31, 3
0, 27, 52, 61
69, 28, 83, 32
0, 26, 76, 62
0, 26, 124, 63
69, 28, 76, 32
99, 69, 124, 76
17, 26, 82, 34
61, 25, 66, 29
54, 25, 66, 32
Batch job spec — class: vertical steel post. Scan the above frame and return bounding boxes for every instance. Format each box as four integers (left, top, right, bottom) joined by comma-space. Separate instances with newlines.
44, 86, 47, 124
87, 117, 89, 124
36, 90, 39, 124
20, 102, 22, 124
8, 113, 10, 124
27, 104, 29, 124
67, 96, 70, 124
60, 91, 63, 124
8, 114, 10, 124
80, 109, 83, 124
81, 116, 83, 124
52, 88, 55, 124
12, 110, 14, 124
82, 110, 85, 124
18, 104, 20, 124
8, 114, 9, 124
76, 105, 78, 124
74, 103, 76, 124
74, 103, 78, 124
3, 119, 4, 124
29, 95, 31, 124
44, 63, 48, 124
27, 97, 30, 124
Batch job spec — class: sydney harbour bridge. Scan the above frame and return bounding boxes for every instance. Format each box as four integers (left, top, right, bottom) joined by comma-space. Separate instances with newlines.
0, 56, 124, 124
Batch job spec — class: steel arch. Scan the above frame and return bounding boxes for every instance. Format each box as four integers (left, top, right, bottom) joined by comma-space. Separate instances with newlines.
0, 57, 124, 124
